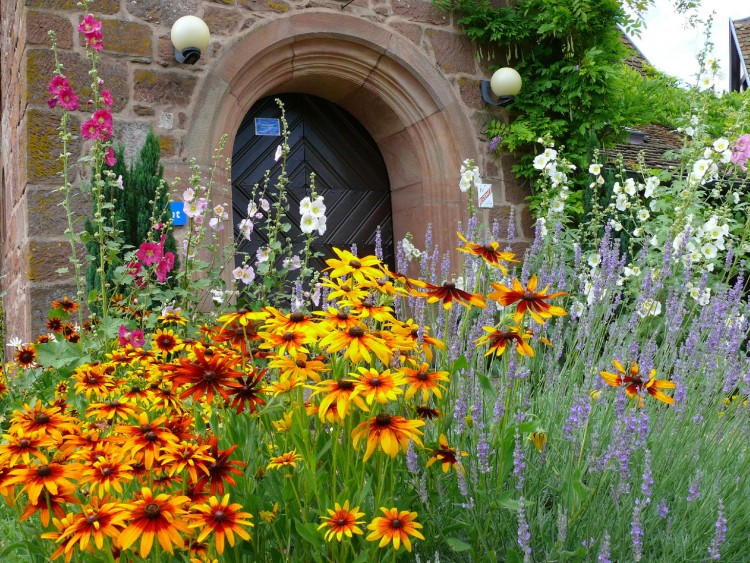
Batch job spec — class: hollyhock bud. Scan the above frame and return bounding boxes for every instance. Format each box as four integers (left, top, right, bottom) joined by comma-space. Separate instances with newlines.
105, 147, 116, 167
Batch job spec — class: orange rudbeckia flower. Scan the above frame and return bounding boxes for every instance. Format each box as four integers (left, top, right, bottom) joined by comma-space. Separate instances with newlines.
600, 360, 676, 407
352, 413, 424, 461
118, 487, 191, 558
475, 325, 534, 357
366, 507, 424, 552
488, 274, 567, 324
457, 231, 518, 273
318, 501, 366, 542
410, 279, 486, 310
189, 494, 253, 554
319, 323, 392, 365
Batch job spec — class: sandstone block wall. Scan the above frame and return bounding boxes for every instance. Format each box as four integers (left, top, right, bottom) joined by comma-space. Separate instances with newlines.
1, 0, 529, 343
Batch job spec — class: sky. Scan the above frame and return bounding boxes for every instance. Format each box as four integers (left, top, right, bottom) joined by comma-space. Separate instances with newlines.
633, 0, 748, 91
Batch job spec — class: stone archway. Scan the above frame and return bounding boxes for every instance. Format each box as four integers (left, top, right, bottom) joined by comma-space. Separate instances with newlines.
183, 10, 480, 266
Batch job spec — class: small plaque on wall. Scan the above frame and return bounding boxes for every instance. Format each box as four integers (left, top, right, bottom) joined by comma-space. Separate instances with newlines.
478, 183, 494, 208
254, 118, 281, 136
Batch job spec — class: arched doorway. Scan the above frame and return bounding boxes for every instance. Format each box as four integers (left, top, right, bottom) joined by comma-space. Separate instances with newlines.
231, 94, 393, 271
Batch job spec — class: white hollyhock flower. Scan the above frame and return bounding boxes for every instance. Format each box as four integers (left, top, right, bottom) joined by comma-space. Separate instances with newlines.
638, 299, 662, 318
588, 163, 602, 175
637, 209, 650, 221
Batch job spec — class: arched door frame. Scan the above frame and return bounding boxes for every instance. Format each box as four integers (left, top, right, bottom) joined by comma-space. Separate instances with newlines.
183, 10, 480, 275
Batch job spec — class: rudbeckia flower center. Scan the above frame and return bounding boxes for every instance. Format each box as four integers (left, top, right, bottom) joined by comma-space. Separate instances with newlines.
348, 326, 365, 337
363, 299, 375, 308
337, 517, 347, 526
338, 380, 354, 390
283, 332, 295, 342
483, 244, 495, 253
337, 311, 349, 320
18, 439, 30, 448
296, 360, 307, 368
390, 518, 403, 529
144, 431, 159, 442
101, 467, 113, 476
213, 510, 227, 522
417, 370, 429, 381
376, 413, 392, 426
36, 465, 52, 477
203, 370, 217, 382
443, 282, 456, 289
140, 424, 153, 433
349, 259, 361, 268
341, 284, 351, 292
290, 312, 305, 322
144, 503, 161, 519
522, 291, 534, 300
86, 514, 99, 525
87, 377, 99, 384
369, 377, 382, 387
35, 414, 50, 424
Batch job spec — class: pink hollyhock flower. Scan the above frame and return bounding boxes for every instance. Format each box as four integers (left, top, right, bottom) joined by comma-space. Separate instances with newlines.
155, 252, 175, 283
118, 324, 130, 347
105, 147, 116, 167
48, 75, 70, 96
93, 109, 112, 138
136, 240, 163, 266
101, 90, 113, 106
78, 14, 102, 36
81, 119, 104, 141
57, 87, 79, 111
130, 330, 145, 348
87, 31, 103, 51
126, 260, 141, 277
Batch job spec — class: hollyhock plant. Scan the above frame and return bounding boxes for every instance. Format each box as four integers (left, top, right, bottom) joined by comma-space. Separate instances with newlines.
136, 240, 163, 267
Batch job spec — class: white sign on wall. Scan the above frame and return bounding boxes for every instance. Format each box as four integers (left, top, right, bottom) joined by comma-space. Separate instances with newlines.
477, 183, 494, 208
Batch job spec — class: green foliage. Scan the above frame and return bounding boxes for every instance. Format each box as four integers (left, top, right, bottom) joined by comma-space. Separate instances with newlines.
84, 130, 178, 300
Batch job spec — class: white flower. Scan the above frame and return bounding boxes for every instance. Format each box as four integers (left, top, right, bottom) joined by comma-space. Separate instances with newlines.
649, 235, 659, 247
453, 276, 465, 291
615, 193, 629, 211
116, 175, 124, 190
211, 288, 225, 304
697, 288, 711, 306
612, 182, 622, 194
597, 175, 605, 185
550, 198, 565, 213
316, 215, 327, 235
588, 163, 602, 175
260, 198, 270, 212
610, 220, 623, 232
633, 227, 643, 237
587, 253, 602, 268
183, 187, 195, 202
533, 154, 549, 170
637, 209, 650, 221
638, 299, 662, 318
536, 218, 548, 237
700, 242, 717, 260
689, 250, 702, 263
543, 148, 558, 160
699, 76, 713, 89
401, 238, 422, 261
703, 147, 713, 159
644, 176, 659, 198
308, 196, 326, 219
732, 192, 740, 204
8, 337, 23, 349
623, 265, 641, 277
208, 217, 223, 231
232, 266, 255, 284
550, 170, 567, 186
624, 178, 636, 196
299, 197, 312, 216
238, 218, 254, 240
570, 301, 585, 318
257, 247, 270, 263
184, 201, 202, 218
213, 204, 227, 219
721, 150, 732, 164
283, 256, 302, 271
274, 145, 283, 162
685, 126, 695, 137
300, 213, 318, 234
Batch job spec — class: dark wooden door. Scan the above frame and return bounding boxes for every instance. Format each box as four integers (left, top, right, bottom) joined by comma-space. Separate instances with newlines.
232, 94, 393, 274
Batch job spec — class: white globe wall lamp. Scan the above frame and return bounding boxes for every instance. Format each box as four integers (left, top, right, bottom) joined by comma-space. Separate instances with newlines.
480, 67, 522, 107
171, 16, 210, 65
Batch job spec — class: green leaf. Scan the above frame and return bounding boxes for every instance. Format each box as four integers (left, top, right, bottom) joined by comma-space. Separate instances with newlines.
55, 267, 69, 274
446, 537, 473, 553
295, 520, 324, 548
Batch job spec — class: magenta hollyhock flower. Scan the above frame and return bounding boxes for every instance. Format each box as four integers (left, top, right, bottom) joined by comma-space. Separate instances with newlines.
730, 134, 750, 171
130, 329, 145, 349
101, 89, 113, 106
105, 147, 116, 167
93, 109, 112, 138
155, 252, 175, 283
78, 14, 102, 36
86, 30, 103, 51
118, 324, 130, 347
81, 119, 103, 141
48, 75, 70, 96
136, 240, 163, 266
57, 87, 79, 111
126, 260, 141, 277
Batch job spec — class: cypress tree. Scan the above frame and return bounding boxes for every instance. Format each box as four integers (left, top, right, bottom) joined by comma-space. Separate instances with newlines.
85, 129, 179, 300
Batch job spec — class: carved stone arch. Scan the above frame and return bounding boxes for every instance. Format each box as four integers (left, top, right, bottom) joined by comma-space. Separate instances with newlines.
183, 10, 479, 266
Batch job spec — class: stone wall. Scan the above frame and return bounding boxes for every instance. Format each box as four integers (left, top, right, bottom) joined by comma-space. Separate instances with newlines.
1, 0, 530, 343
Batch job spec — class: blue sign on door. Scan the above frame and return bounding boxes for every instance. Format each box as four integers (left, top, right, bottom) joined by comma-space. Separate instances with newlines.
170, 201, 187, 226
254, 118, 281, 136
